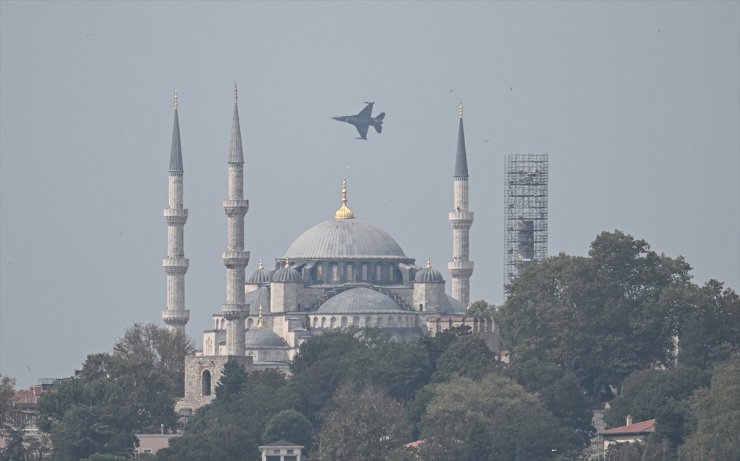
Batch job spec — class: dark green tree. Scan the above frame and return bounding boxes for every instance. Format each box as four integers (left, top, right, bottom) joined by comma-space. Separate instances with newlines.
262, 409, 312, 450
317, 384, 411, 461
501, 231, 693, 398
214, 359, 248, 404
0, 375, 26, 461
420, 373, 582, 460
678, 356, 740, 461
431, 333, 495, 382
156, 426, 258, 461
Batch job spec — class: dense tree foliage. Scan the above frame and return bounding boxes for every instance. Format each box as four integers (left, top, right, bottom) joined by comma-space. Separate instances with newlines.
501, 231, 698, 398
419, 374, 581, 460
156, 426, 257, 461
262, 409, 313, 451
678, 355, 740, 461
317, 384, 411, 461
37, 324, 192, 460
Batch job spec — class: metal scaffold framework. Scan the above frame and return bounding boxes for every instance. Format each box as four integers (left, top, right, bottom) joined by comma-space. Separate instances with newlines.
504, 154, 549, 293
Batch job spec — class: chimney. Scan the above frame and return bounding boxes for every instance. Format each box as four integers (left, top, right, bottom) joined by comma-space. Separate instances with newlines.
626, 415, 633, 426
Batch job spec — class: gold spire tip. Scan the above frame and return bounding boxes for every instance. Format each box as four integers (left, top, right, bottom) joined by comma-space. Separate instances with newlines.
426, 258, 432, 269
258, 257, 264, 271
458, 102, 464, 119
257, 305, 264, 328
335, 178, 354, 219
284, 258, 290, 269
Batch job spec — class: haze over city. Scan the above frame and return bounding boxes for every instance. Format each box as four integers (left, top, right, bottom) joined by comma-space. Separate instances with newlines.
1, 1, 738, 389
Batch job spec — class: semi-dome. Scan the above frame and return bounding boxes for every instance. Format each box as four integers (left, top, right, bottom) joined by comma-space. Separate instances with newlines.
244, 328, 289, 348
245, 286, 270, 312
317, 287, 406, 314
285, 219, 406, 260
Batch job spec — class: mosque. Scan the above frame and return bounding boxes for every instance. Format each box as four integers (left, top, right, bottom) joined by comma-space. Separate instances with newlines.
162, 89, 490, 413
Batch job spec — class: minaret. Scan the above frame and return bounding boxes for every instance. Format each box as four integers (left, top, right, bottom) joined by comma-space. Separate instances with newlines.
162, 91, 190, 334
448, 102, 474, 307
221, 84, 250, 355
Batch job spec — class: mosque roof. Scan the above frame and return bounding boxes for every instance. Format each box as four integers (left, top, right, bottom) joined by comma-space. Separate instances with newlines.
245, 286, 270, 312
247, 258, 272, 284
317, 287, 407, 314
272, 260, 302, 283
245, 328, 289, 349
414, 259, 444, 283
284, 179, 407, 260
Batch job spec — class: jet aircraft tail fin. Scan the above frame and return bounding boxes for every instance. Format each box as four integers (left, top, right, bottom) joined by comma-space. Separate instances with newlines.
374, 124, 383, 134
376, 112, 385, 120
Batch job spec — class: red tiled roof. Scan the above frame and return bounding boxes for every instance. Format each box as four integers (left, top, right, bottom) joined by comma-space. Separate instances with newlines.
600, 419, 656, 436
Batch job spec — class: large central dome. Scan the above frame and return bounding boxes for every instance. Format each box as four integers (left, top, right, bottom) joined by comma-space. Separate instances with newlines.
284, 218, 407, 260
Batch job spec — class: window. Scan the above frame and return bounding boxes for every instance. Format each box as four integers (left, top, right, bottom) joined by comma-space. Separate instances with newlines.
202, 370, 212, 396
346, 264, 354, 282
341, 316, 348, 327
376, 265, 382, 281
361, 264, 368, 281
331, 263, 339, 281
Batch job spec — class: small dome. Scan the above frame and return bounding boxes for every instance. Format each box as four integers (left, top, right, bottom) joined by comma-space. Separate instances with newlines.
272, 260, 302, 283
245, 286, 270, 312
247, 258, 272, 284
317, 287, 405, 314
244, 328, 289, 348
415, 260, 444, 283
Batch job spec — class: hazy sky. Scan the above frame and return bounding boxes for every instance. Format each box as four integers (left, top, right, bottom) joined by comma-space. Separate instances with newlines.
1, 1, 738, 389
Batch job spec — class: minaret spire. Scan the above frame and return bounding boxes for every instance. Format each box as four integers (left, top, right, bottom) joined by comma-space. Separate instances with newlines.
448, 102, 474, 307
221, 84, 250, 356
162, 91, 190, 334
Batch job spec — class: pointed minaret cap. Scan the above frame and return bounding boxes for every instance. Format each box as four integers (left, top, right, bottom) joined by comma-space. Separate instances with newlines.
169, 90, 184, 173
335, 178, 355, 219
454, 102, 469, 179
228, 82, 244, 164
257, 305, 264, 328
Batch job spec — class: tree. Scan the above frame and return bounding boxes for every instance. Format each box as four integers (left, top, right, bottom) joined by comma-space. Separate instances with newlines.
466, 299, 497, 317
501, 231, 693, 398
0, 375, 26, 461
156, 426, 258, 461
262, 409, 313, 450
419, 374, 582, 461
675, 280, 740, 369
678, 356, 740, 461
431, 333, 495, 383
605, 440, 669, 461
317, 384, 411, 461
214, 358, 248, 404
113, 323, 194, 397
604, 366, 708, 451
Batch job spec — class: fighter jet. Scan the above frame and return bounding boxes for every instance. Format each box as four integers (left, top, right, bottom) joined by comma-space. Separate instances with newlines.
332, 102, 385, 140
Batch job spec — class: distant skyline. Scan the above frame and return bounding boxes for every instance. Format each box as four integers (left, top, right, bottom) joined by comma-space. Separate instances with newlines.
1, 1, 738, 389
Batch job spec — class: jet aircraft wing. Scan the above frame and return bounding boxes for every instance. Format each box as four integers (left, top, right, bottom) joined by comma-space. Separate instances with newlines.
355, 123, 369, 140
357, 102, 374, 118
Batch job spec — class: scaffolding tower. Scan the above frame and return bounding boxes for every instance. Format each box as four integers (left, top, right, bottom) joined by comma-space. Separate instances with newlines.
504, 154, 548, 292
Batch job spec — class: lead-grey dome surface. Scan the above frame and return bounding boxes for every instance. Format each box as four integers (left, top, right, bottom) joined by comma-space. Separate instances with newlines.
415, 266, 444, 283
284, 219, 406, 259
244, 328, 289, 348
272, 265, 302, 283
317, 287, 406, 314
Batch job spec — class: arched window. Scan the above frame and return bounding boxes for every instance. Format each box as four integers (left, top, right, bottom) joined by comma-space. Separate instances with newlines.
388, 263, 395, 282
352, 316, 360, 327
346, 264, 354, 282
321, 317, 327, 328
361, 264, 368, 281
330, 317, 337, 328
202, 370, 212, 396
341, 317, 348, 327
365, 316, 371, 327
247, 318, 253, 329
376, 265, 382, 282
205, 338, 213, 356
313, 317, 318, 328
316, 264, 323, 281
331, 263, 339, 282
377, 316, 383, 327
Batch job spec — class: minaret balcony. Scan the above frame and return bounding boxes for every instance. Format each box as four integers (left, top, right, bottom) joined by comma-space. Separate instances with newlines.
164, 208, 189, 225
449, 210, 474, 222
223, 199, 249, 217
448, 260, 474, 277
221, 303, 248, 320
162, 309, 190, 325
163, 257, 189, 274
222, 250, 250, 268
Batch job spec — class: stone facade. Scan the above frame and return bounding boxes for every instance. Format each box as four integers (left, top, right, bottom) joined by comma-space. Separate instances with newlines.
176, 355, 252, 414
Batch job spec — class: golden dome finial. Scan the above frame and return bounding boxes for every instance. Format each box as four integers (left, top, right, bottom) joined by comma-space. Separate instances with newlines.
257, 304, 264, 328
234, 81, 238, 102
258, 257, 264, 271
174, 89, 179, 110
426, 258, 432, 269
335, 177, 355, 219
458, 101, 464, 119
284, 258, 290, 268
